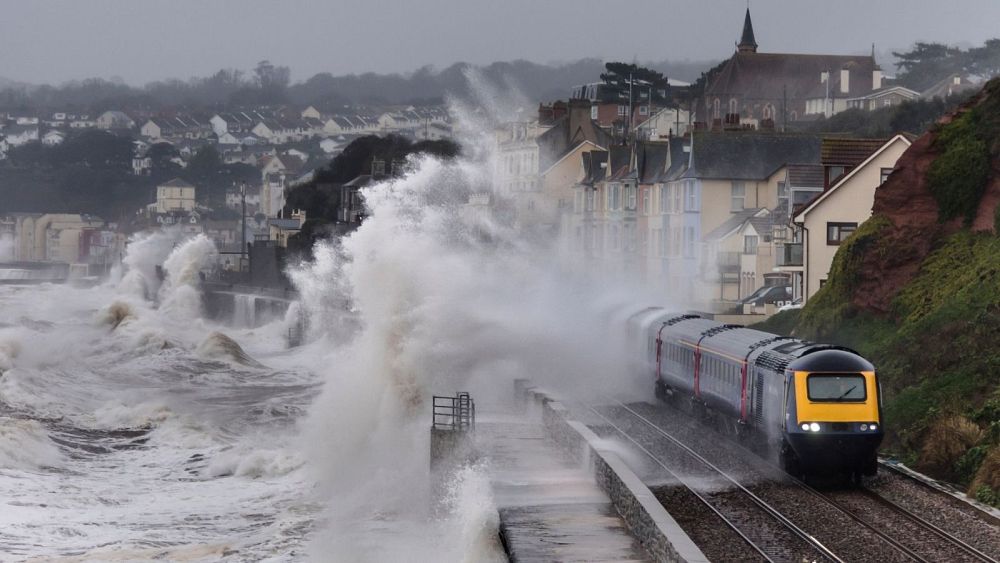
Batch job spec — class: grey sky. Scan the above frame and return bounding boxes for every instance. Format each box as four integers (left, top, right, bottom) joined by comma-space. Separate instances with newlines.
1, 0, 997, 85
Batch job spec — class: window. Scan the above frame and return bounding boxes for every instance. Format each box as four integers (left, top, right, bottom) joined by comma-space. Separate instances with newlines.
729, 98, 738, 115
684, 181, 697, 212
625, 184, 637, 211
731, 182, 746, 211
684, 226, 696, 258
826, 222, 858, 245
618, 105, 628, 117
880, 167, 893, 184
639, 106, 649, 116
607, 183, 622, 210
828, 165, 847, 184
585, 190, 595, 212
807, 374, 866, 402
659, 185, 668, 213
673, 184, 682, 212
713, 98, 721, 119
642, 188, 651, 215
743, 235, 758, 255
883, 98, 892, 107
762, 104, 774, 120
591, 105, 599, 120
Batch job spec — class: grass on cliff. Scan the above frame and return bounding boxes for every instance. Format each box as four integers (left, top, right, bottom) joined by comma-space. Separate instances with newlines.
927, 79, 1000, 225
787, 227, 1000, 498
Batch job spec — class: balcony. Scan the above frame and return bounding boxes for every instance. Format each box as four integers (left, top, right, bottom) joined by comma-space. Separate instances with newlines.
776, 242, 803, 267
717, 251, 740, 273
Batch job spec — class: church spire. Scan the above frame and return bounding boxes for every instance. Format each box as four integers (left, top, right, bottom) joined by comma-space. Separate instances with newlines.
737, 8, 758, 53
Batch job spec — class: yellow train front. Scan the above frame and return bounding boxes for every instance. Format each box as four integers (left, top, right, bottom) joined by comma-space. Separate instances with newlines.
780, 350, 884, 479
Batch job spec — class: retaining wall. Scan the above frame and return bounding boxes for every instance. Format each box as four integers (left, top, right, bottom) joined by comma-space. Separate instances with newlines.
515, 380, 708, 563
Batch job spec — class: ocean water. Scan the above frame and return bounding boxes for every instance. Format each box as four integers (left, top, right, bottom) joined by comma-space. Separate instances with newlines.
0, 78, 665, 562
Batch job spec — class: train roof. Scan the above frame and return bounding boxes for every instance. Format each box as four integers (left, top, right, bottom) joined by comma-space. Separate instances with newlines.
787, 348, 874, 372
700, 326, 779, 360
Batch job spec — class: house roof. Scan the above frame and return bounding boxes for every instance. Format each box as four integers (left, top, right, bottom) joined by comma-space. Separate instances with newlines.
660, 140, 689, 182
606, 145, 632, 181
706, 207, 766, 241
536, 113, 612, 171
684, 132, 821, 180
921, 73, 979, 100
795, 134, 912, 221
636, 142, 671, 184
706, 52, 876, 101
580, 150, 609, 185
786, 163, 824, 188
846, 85, 921, 102
160, 178, 195, 188
821, 137, 888, 166
268, 218, 301, 229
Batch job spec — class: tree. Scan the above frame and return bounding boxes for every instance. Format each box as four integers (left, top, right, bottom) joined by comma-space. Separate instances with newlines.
893, 42, 966, 91
600, 62, 671, 105
254, 60, 291, 93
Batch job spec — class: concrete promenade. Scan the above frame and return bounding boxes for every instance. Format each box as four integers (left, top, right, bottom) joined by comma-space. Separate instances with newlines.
478, 409, 650, 562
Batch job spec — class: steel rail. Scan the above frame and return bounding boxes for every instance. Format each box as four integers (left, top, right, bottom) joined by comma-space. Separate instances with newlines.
583, 403, 776, 563
628, 397, 992, 563
592, 400, 844, 563
856, 487, 998, 563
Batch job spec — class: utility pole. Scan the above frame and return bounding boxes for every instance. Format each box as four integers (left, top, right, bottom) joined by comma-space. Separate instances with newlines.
627, 72, 633, 143
240, 181, 247, 271
782, 84, 787, 132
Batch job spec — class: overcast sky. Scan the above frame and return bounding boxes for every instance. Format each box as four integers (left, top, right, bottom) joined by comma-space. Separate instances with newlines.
1, 0, 997, 85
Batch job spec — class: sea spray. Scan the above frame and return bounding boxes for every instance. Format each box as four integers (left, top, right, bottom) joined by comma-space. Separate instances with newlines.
294, 107, 652, 561
158, 235, 218, 320
116, 228, 188, 300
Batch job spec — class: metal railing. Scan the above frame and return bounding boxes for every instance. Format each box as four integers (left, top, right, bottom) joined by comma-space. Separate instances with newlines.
432, 392, 476, 431
776, 242, 803, 267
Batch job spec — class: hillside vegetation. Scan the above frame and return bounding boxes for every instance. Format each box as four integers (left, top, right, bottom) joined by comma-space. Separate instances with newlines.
758, 78, 1000, 505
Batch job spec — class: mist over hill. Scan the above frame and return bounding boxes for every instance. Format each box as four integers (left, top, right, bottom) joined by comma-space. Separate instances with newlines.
0, 58, 714, 113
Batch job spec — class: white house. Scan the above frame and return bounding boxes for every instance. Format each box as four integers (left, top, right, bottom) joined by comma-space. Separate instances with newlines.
791, 134, 912, 300
96, 111, 135, 130
4, 125, 39, 146
41, 130, 65, 146
217, 132, 241, 145
319, 137, 341, 154
155, 178, 197, 214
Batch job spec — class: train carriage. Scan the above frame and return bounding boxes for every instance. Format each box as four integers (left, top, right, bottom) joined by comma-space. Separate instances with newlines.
640, 312, 883, 480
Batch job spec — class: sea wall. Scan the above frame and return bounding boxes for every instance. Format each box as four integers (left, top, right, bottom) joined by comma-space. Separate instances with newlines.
515, 380, 708, 563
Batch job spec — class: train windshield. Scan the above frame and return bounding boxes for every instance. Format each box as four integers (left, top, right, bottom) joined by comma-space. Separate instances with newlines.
807, 373, 867, 402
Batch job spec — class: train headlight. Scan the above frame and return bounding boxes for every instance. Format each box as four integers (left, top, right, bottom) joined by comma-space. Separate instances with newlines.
860, 424, 868, 431
870, 424, 878, 431
809, 422, 820, 432
801, 423, 809, 431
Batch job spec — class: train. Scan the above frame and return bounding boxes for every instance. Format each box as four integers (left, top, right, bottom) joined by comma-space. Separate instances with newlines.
622, 308, 883, 481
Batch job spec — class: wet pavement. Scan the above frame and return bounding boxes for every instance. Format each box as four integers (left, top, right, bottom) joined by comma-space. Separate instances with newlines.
478, 409, 650, 562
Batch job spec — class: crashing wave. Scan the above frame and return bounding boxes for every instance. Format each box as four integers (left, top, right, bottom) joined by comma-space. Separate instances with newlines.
196, 332, 264, 368
99, 301, 137, 330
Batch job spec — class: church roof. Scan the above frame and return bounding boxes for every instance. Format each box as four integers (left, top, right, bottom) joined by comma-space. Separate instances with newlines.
706, 52, 876, 101
738, 8, 757, 52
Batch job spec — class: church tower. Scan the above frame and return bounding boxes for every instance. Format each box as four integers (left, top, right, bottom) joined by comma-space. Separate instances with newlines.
737, 8, 758, 53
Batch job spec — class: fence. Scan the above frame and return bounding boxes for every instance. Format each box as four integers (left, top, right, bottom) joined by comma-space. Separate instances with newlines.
432, 392, 476, 431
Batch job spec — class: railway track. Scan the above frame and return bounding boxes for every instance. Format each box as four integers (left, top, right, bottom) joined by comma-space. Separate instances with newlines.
587, 401, 842, 563
590, 399, 1000, 563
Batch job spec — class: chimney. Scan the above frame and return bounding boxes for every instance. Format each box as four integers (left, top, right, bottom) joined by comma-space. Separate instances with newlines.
568, 99, 592, 138
872, 68, 883, 90
840, 69, 850, 94
538, 103, 553, 124
552, 100, 568, 121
